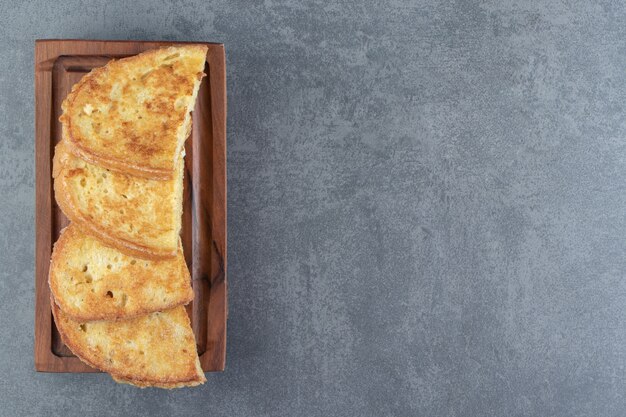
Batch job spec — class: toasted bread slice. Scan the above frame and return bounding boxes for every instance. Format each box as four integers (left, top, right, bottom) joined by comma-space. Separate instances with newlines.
53, 141, 184, 259
52, 303, 206, 388
49, 224, 193, 322
59, 45, 207, 180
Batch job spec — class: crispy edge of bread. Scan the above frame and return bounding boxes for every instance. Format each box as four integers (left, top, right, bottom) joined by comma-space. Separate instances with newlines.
111, 371, 205, 389
49, 225, 193, 322
51, 301, 206, 388
59, 44, 207, 180
52, 141, 182, 260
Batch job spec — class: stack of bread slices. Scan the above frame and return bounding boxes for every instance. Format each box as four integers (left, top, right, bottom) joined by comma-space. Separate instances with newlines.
49, 45, 208, 388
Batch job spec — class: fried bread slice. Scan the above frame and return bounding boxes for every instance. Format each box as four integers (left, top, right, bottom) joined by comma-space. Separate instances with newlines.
52, 303, 206, 388
53, 141, 184, 259
60, 45, 207, 179
49, 224, 193, 322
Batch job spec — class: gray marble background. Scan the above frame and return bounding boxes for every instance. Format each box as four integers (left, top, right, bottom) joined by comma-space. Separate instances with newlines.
1, 0, 626, 416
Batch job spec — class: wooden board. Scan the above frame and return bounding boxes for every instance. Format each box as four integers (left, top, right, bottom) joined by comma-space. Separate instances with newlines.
34, 40, 227, 373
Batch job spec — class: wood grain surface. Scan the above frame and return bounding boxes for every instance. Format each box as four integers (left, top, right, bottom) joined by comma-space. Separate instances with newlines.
35, 39, 227, 373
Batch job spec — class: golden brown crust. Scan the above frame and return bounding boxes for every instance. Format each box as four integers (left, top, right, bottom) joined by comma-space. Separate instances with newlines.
53, 141, 183, 259
60, 45, 207, 180
65, 143, 174, 181
110, 373, 205, 389
51, 302, 206, 388
49, 224, 193, 322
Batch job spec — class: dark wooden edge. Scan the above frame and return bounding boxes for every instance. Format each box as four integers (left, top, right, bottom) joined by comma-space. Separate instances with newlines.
203, 45, 227, 371
34, 39, 227, 373
36, 39, 225, 45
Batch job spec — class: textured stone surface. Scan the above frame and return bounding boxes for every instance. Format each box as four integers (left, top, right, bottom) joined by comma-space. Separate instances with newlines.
1, 0, 626, 415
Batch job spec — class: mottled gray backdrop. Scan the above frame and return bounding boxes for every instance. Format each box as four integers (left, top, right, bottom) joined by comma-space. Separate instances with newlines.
1, 0, 626, 416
